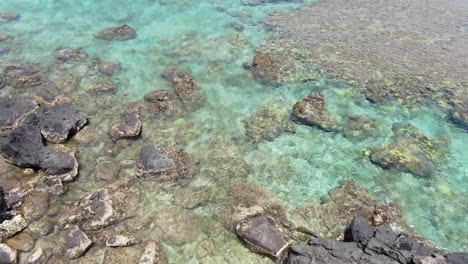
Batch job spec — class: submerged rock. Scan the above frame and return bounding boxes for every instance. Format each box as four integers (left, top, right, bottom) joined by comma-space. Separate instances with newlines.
162, 66, 203, 109
98, 59, 121, 76
369, 123, 445, 177
291, 92, 339, 131
136, 145, 193, 181
108, 112, 142, 140
342, 115, 380, 139
55, 47, 88, 62
244, 102, 295, 142
144, 90, 183, 117
0, 243, 17, 263
248, 53, 293, 85
0, 96, 39, 137
96, 24, 137, 41
88, 81, 117, 94
0, 12, 19, 24
449, 90, 468, 130
63, 226, 93, 259
236, 214, 290, 259
37, 104, 88, 143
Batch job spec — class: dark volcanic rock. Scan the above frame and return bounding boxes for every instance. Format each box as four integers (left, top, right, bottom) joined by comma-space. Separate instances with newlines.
63, 226, 93, 259
108, 112, 142, 140
292, 92, 339, 131
136, 145, 194, 181
55, 47, 88, 62
0, 96, 39, 137
37, 104, 87, 143
162, 66, 203, 109
236, 214, 290, 258
0, 12, 19, 24
96, 24, 137, 41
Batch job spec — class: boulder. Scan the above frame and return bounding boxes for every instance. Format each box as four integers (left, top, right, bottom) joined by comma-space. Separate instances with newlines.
0, 96, 39, 137
0, 13, 19, 24
244, 102, 295, 142
369, 123, 445, 177
108, 112, 142, 140
55, 48, 88, 62
96, 25, 137, 41
248, 53, 293, 85
63, 226, 93, 259
37, 104, 88, 143
162, 66, 203, 109
136, 145, 193, 181
0, 243, 16, 263
292, 92, 339, 132
236, 214, 290, 258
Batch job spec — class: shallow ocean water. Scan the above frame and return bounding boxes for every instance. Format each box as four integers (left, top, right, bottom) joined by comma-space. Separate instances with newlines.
1, 0, 467, 261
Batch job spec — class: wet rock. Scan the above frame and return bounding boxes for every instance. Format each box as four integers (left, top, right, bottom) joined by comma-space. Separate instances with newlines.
88, 80, 117, 94
27, 247, 46, 264
6, 232, 35, 252
106, 235, 140, 247
65, 180, 139, 231
0, 13, 19, 24
96, 24, 137, 41
248, 53, 292, 85
55, 48, 88, 62
139, 241, 166, 264
136, 145, 193, 181
0, 215, 27, 240
369, 123, 445, 177
291, 92, 339, 132
162, 66, 203, 109
37, 104, 87, 143
244, 102, 295, 142
342, 115, 380, 139
63, 226, 93, 259
0, 243, 16, 263
236, 214, 290, 258
98, 59, 121, 76
0, 96, 39, 137
144, 90, 182, 117
154, 207, 200, 245
109, 112, 142, 140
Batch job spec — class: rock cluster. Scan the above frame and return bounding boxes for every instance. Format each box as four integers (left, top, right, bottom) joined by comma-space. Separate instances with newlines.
96, 24, 137, 41
246, 53, 293, 85
291, 92, 338, 131
162, 66, 203, 110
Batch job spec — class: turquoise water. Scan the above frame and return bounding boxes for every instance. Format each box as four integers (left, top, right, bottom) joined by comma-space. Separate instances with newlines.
1, 0, 467, 261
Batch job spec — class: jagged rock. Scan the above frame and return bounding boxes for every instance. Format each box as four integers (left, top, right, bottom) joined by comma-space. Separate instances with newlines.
0, 96, 39, 137
248, 53, 292, 85
63, 226, 93, 259
0, 215, 27, 240
108, 112, 142, 140
96, 25, 137, 41
98, 59, 121, 76
37, 104, 87, 143
136, 145, 193, 180
0, 243, 16, 263
27, 247, 46, 264
162, 66, 203, 109
55, 48, 88, 62
144, 90, 182, 117
65, 180, 139, 231
292, 92, 339, 131
0, 13, 19, 24
236, 214, 290, 258
88, 81, 116, 94
244, 102, 295, 142
369, 123, 445, 177
139, 241, 166, 264
6, 232, 35, 252
106, 235, 140, 247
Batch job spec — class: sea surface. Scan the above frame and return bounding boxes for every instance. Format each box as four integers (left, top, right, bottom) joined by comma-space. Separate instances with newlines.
0, 0, 467, 262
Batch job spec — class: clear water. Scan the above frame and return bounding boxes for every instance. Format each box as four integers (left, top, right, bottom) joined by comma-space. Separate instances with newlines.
1, 0, 467, 261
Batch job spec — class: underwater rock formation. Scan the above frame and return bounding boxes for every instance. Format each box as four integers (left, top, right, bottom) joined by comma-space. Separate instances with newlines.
342, 115, 380, 139
55, 47, 88, 62
244, 102, 295, 142
291, 92, 338, 132
246, 53, 293, 85
0, 12, 18, 24
97, 59, 121, 76
108, 112, 142, 140
63, 226, 93, 259
144, 90, 183, 118
136, 144, 193, 181
449, 90, 468, 130
88, 80, 117, 94
162, 66, 203, 110
369, 123, 445, 177
96, 24, 137, 41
